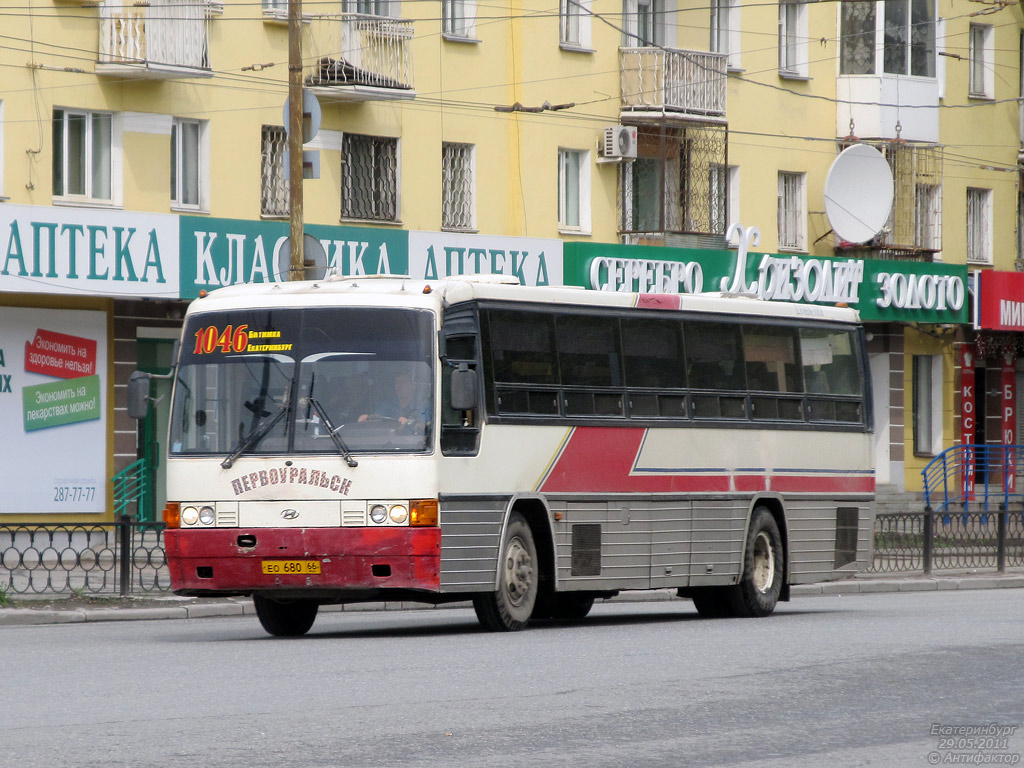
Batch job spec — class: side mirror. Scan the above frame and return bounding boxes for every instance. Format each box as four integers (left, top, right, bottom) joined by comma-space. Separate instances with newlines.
127, 371, 152, 420
450, 363, 478, 411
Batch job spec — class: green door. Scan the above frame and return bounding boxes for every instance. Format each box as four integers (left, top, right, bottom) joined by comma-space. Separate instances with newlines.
136, 337, 176, 522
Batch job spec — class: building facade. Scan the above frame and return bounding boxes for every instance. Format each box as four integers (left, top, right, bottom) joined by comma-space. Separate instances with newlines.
1, 0, 1022, 520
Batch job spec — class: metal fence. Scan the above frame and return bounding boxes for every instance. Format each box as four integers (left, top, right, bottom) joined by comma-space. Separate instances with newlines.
0, 517, 169, 597
2, 511, 1020, 597
869, 510, 1024, 574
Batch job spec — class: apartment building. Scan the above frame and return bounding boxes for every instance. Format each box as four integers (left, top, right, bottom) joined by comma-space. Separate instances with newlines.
0, 0, 1021, 519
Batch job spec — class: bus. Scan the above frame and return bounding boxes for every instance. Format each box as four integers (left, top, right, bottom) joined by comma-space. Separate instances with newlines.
129, 275, 875, 636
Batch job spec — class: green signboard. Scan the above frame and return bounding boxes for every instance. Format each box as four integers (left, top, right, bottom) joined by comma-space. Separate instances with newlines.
563, 241, 969, 324
179, 216, 409, 300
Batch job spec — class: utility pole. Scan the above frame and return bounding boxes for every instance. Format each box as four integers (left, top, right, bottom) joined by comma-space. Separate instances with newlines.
287, 0, 304, 281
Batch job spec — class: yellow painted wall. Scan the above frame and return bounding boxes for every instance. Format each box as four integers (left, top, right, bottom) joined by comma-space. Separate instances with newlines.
902, 328, 957, 493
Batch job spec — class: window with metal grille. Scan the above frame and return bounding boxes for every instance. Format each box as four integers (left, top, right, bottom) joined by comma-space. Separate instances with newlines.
442, 142, 474, 231
777, 171, 805, 251
342, 133, 398, 222
914, 183, 941, 251
260, 125, 288, 218
967, 187, 992, 264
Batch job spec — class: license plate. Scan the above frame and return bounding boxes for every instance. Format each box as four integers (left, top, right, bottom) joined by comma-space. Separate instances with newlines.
261, 560, 321, 575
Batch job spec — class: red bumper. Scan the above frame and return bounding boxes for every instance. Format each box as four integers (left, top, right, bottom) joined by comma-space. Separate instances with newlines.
165, 527, 441, 594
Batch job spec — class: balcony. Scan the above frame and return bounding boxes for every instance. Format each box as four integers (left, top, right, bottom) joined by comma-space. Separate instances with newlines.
304, 14, 415, 103
96, 0, 211, 79
620, 48, 727, 121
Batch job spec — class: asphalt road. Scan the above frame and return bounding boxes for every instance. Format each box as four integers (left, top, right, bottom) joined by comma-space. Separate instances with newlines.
2, 590, 1022, 768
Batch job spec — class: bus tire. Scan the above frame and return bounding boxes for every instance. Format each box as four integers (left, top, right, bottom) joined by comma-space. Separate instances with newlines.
473, 512, 538, 631
689, 587, 734, 618
253, 595, 319, 637
728, 508, 784, 618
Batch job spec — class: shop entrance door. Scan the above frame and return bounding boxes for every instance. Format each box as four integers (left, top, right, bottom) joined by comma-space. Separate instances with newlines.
136, 332, 176, 522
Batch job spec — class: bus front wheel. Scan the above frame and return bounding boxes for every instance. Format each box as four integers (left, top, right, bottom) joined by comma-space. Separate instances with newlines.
728, 508, 784, 618
473, 512, 538, 631
253, 594, 319, 637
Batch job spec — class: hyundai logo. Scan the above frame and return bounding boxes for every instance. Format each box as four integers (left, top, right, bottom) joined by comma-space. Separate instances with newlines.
281, 509, 299, 520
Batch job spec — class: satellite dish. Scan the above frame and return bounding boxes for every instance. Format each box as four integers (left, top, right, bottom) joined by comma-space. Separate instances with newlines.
824, 144, 894, 244
275, 234, 329, 281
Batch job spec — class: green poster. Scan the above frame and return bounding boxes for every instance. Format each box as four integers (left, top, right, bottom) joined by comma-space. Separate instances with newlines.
23, 375, 101, 431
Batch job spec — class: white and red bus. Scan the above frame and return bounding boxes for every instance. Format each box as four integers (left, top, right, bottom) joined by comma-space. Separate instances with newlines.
130, 275, 874, 636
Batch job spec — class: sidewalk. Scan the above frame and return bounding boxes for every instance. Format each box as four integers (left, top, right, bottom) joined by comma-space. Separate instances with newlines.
2, 570, 1022, 627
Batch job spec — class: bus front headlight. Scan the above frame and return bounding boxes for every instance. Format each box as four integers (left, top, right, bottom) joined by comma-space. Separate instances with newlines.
388, 505, 409, 524
369, 504, 388, 524
181, 506, 199, 526
198, 506, 216, 526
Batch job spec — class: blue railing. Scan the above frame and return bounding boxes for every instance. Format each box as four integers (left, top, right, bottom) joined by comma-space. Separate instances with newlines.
922, 444, 1024, 516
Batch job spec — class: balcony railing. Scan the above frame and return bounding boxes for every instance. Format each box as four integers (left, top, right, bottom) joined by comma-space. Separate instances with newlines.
305, 14, 415, 102
620, 47, 726, 119
97, 0, 211, 78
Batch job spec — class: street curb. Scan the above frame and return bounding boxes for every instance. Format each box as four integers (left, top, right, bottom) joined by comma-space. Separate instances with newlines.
2, 573, 1022, 626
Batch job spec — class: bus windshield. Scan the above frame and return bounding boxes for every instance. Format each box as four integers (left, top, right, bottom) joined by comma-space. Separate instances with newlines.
169, 307, 435, 459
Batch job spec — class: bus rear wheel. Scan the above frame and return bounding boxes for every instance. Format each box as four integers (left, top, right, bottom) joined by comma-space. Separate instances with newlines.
728, 508, 784, 618
473, 512, 538, 631
253, 595, 319, 637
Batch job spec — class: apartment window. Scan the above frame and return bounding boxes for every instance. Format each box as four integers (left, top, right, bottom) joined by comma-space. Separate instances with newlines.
840, 0, 934, 77
342, 133, 398, 222
353, 0, 391, 16
442, 142, 475, 230
171, 118, 204, 210
262, 0, 286, 12
884, 0, 935, 77
443, 0, 475, 38
630, 0, 664, 46
969, 24, 993, 98
52, 108, 113, 202
914, 183, 941, 251
558, 148, 590, 232
559, 0, 591, 48
710, 0, 739, 69
913, 354, 942, 456
260, 125, 287, 218
777, 171, 805, 251
778, 0, 804, 76
726, 165, 740, 232
966, 187, 992, 264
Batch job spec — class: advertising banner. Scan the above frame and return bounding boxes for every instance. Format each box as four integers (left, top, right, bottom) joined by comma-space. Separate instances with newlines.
0, 308, 107, 514
0, 204, 179, 299
975, 270, 1024, 331
563, 240, 970, 324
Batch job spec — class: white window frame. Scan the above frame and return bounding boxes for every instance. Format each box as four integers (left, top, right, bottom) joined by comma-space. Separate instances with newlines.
441, 141, 476, 231
968, 23, 994, 99
778, 0, 807, 77
558, 148, 591, 234
52, 107, 121, 206
913, 354, 943, 456
560, 0, 592, 49
966, 187, 993, 265
443, 0, 476, 39
171, 117, 209, 212
777, 171, 806, 251
726, 165, 740, 232
623, 0, 667, 47
710, 0, 740, 70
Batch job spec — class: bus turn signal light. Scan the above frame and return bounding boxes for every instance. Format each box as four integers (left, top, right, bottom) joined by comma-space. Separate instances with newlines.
163, 502, 181, 528
410, 499, 438, 527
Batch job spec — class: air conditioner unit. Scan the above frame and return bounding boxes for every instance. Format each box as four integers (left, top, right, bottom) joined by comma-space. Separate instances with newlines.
601, 125, 638, 161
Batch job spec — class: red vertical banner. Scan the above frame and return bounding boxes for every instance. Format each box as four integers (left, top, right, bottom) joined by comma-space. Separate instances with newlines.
961, 345, 976, 499
1001, 351, 1016, 493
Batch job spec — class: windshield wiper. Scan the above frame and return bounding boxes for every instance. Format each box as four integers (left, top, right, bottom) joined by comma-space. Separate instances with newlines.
221, 403, 287, 469
307, 397, 359, 468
